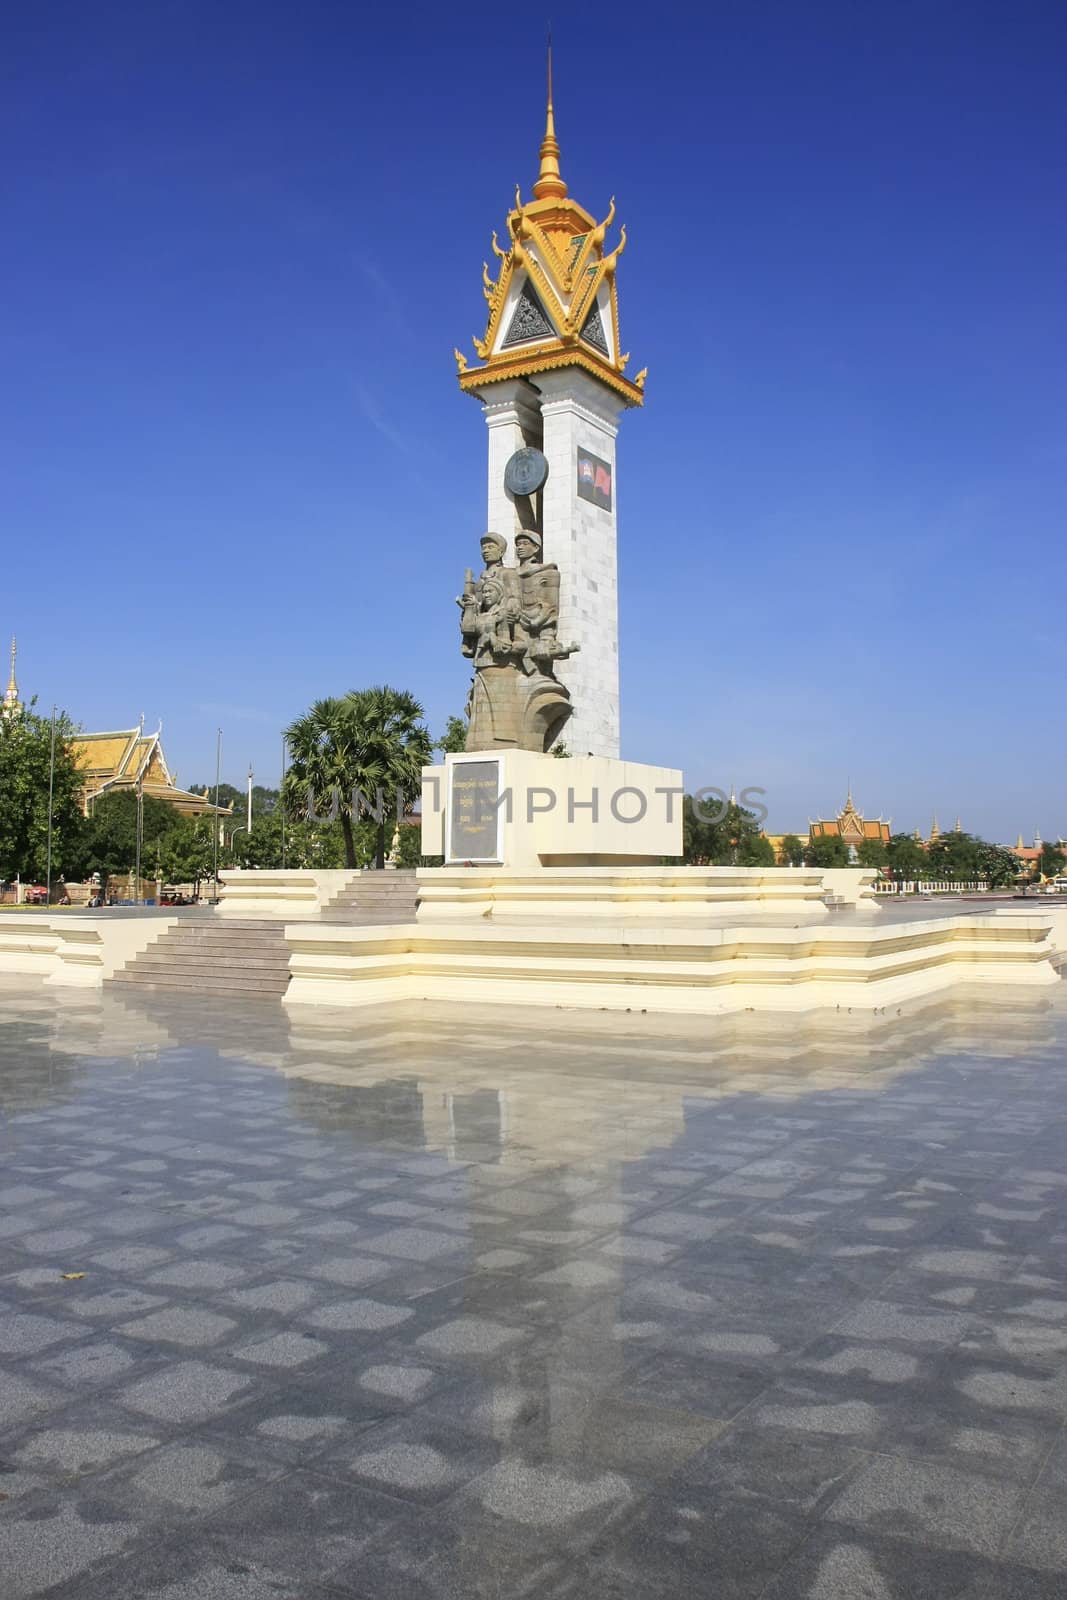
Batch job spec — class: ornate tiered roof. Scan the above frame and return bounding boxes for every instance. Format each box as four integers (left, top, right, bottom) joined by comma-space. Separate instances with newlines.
810, 788, 891, 845
73, 727, 231, 818
455, 54, 645, 408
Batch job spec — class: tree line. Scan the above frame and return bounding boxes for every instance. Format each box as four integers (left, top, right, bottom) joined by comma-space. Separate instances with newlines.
0, 688, 446, 893
2, 693, 1060, 892
768, 828, 1056, 887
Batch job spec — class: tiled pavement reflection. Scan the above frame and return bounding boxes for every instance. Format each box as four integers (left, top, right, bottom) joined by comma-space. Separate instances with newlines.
0, 977, 1066, 1597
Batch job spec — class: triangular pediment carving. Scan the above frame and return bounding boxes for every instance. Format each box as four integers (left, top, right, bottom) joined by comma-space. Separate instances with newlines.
501, 278, 554, 348
580, 298, 608, 355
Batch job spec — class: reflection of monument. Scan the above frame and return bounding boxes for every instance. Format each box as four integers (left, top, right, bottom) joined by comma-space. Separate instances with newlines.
458, 530, 577, 751
454, 54, 644, 759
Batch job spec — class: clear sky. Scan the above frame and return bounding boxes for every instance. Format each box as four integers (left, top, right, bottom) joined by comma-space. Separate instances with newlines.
4, 0, 1064, 841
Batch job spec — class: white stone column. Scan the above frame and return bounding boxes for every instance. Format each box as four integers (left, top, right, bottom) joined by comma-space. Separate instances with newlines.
536, 370, 625, 759
477, 379, 543, 543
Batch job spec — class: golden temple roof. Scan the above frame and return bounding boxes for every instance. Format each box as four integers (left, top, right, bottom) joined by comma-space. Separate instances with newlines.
456, 53, 645, 408
72, 726, 232, 817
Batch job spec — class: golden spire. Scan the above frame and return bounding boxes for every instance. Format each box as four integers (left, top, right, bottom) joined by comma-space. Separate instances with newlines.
2, 635, 19, 719
532, 38, 568, 201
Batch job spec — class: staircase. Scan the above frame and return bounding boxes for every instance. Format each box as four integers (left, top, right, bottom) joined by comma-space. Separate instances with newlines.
319, 869, 419, 923
108, 873, 420, 998
108, 917, 292, 998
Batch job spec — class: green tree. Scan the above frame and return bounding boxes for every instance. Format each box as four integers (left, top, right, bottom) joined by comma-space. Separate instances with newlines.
0, 706, 88, 885
84, 790, 180, 888
187, 782, 279, 820
886, 833, 927, 881
738, 833, 776, 867
778, 833, 806, 867
1038, 841, 1067, 881
683, 795, 766, 866
976, 841, 1023, 888
284, 687, 433, 870
926, 831, 979, 882
227, 805, 349, 870
437, 716, 468, 755
807, 834, 850, 868
395, 821, 425, 869
857, 838, 888, 870
156, 816, 215, 893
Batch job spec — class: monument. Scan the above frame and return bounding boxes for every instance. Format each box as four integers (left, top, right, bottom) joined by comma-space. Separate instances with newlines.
452, 52, 645, 760
258, 63, 1067, 1015
421, 56, 682, 870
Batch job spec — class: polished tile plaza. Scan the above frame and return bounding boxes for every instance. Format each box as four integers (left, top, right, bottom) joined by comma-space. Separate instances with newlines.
1, 974, 1066, 1597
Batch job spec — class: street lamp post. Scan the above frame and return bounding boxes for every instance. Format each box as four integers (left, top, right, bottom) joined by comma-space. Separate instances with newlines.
45, 705, 57, 906
280, 734, 287, 869
212, 728, 222, 899
135, 777, 143, 905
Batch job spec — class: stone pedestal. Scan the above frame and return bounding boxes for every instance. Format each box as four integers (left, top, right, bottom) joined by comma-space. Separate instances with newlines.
421, 750, 683, 869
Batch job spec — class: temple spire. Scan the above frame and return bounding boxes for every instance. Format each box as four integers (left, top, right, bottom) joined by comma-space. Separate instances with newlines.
532, 38, 568, 200
2, 635, 20, 720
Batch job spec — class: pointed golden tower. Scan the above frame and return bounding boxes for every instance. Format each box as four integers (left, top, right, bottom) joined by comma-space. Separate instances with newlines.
457, 49, 644, 408
455, 50, 646, 758
929, 814, 941, 843
2, 636, 21, 720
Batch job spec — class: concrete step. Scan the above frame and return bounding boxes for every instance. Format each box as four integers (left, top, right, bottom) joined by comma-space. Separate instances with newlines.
107, 914, 292, 996
128, 954, 290, 973
150, 934, 288, 951
109, 972, 287, 997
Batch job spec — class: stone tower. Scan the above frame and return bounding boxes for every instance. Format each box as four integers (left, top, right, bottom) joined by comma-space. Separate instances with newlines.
454, 56, 645, 758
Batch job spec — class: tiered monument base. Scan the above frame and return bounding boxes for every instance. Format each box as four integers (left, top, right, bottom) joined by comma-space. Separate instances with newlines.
283, 910, 1062, 1014
276, 753, 1066, 1017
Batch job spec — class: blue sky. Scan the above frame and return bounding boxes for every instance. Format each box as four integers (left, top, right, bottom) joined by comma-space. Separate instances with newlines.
3, 0, 1064, 841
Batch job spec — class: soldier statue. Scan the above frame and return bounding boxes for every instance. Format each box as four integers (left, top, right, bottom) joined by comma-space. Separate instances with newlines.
458, 532, 578, 752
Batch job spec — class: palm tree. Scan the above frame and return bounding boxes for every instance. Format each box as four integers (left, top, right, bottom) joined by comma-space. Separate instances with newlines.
284, 688, 432, 869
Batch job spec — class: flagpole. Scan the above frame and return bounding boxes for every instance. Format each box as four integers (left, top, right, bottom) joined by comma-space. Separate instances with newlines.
213, 728, 222, 898
45, 705, 57, 906
280, 735, 287, 869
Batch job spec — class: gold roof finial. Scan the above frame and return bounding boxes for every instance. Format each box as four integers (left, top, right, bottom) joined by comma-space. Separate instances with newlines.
532, 34, 568, 201
2, 635, 18, 714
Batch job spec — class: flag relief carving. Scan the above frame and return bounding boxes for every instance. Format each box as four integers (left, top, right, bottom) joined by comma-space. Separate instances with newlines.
577, 447, 613, 512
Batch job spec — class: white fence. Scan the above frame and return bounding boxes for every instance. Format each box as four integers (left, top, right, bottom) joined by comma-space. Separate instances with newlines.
874, 880, 989, 895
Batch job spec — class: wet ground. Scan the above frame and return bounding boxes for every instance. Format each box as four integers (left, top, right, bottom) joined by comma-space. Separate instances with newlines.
1, 974, 1066, 1598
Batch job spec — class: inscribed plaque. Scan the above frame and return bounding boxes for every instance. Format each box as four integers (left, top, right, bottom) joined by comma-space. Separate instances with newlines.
448, 759, 502, 862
